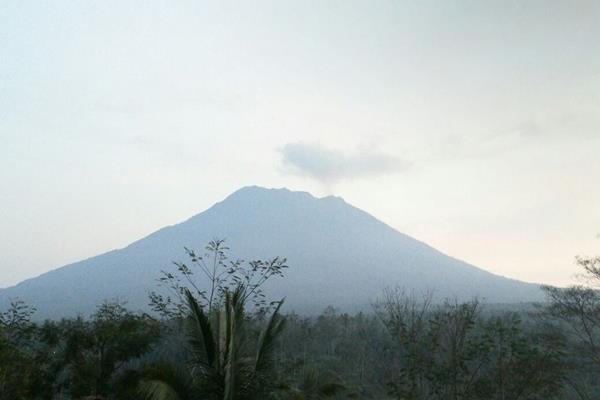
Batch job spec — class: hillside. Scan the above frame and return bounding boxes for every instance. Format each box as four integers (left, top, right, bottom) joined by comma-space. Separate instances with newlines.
0, 186, 542, 319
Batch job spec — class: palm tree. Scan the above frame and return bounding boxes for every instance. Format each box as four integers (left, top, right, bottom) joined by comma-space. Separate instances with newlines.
140, 284, 286, 400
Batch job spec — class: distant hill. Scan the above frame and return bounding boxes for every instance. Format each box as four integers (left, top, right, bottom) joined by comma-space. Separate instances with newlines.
0, 186, 542, 319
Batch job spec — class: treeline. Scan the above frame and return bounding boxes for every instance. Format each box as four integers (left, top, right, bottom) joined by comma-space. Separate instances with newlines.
1, 241, 600, 400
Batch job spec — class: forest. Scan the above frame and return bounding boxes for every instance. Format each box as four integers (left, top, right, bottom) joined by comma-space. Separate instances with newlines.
2, 241, 600, 400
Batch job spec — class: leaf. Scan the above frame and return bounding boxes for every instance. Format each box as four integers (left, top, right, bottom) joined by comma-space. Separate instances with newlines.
184, 289, 216, 367
139, 380, 182, 400
254, 299, 286, 374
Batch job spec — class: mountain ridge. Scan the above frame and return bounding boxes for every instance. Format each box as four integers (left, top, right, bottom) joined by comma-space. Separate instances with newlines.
0, 186, 543, 319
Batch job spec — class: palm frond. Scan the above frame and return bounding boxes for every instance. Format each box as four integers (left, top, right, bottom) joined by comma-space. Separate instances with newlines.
255, 299, 286, 373
300, 369, 347, 399
135, 362, 193, 400
224, 285, 247, 400
139, 380, 181, 400
184, 288, 216, 367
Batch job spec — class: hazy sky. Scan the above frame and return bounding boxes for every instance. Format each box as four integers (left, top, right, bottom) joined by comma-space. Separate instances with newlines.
1, 1, 599, 288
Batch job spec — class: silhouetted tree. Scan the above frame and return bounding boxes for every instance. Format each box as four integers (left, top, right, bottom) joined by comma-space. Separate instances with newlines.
149, 239, 288, 318
41, 302, 160, 399
540, 255, 600, 398
375, 287, 564, 400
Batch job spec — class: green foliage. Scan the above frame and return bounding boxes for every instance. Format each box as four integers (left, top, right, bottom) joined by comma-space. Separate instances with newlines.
272, 307, 388, 399
140, 284, 286, 400
27, 301, 161, 399
0, 299, 36, 343
116, 362, 193, 400
0, 299, 37, 400
540, 254, 600, 398
0, 325, 35, 400
150, 239, 288, 318
0, 294, 586, 400
375, 288, 565, 400
5, 249, 600, 399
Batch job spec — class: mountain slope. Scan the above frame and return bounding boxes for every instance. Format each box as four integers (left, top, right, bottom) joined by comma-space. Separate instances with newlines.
0, 186, 542, 319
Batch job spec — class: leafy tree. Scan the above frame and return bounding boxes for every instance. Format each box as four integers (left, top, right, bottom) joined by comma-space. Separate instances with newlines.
541, 256, 600, 364
274, 309, 389, 399
375, 287, 564, 400
44, 302, 160, 399
373, 288, 435, 399
0, 299, 37, 400
0, 324, 35, 400
150, 239, 288, 318
471, 314, 564, 400
0, 299, 36, 342
540, 255, 600, 398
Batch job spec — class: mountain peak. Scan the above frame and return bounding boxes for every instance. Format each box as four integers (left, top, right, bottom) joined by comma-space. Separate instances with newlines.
226, 186, 346, 204
227, 185, 312, 199
220, 186, 349, 210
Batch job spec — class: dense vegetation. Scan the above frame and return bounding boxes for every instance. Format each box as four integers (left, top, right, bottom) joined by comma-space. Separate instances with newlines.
1, 242, 599, 399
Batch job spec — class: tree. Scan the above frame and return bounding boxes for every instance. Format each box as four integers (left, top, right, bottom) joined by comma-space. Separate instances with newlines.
150, 239, 288, 318
0, 299, 37, 400
373, 287, 435, 399
472, 314, 564, 400
140, 284, 286, 400
375, 287, 564, 400
541, 256, 600, 363
45, 302, 160, 399
0, 324, 35, 400
0, 299, 36, 342
540, 255, 600, 398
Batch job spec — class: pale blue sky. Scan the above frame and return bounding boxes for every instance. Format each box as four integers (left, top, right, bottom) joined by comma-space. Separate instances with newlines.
1, 0, 599, 287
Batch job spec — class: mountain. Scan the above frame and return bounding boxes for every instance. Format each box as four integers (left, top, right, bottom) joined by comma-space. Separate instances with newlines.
0, 186, 542, 319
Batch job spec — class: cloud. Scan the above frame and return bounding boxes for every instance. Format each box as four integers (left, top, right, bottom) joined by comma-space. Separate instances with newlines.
279, 142, 408, 184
